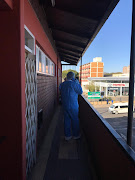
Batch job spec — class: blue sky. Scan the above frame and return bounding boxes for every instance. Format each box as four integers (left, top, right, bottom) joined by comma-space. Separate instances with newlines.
75, 0, 132, 73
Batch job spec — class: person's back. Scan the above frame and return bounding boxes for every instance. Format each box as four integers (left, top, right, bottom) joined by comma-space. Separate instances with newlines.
59, 72, 83, 141
60, 80, 82, 110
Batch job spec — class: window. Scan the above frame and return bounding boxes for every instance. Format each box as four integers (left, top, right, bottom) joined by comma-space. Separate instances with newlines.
48, 59, 50, 74
50, 61, 55, 75
120, 106, 128, 108
42, 53, 46, 73
46, 58, 49, 74
36, 45, 55, 76
36, 46, 39, 71
39, 50, 42, 72
25, 25, 35, 54
53, 63, 55, 76
50, 61, 53, 75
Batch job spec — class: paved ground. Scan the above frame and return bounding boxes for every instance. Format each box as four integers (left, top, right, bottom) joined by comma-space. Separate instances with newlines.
93, 105, 135, 151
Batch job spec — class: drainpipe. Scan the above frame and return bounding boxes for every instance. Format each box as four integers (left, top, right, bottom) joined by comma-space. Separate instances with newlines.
127, 0, 135, 146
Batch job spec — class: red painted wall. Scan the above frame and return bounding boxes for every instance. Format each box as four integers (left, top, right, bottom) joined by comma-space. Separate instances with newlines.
24, 0, 58, 65
24, 0, 62, 103
0, 0, 26, 179
0, 1, 62, 179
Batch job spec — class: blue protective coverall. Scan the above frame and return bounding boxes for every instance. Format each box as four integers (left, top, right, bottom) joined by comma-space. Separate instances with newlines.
59, 80, 83, 138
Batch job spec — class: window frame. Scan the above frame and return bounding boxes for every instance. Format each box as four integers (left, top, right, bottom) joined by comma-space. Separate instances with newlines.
36, 45, 55, 76
24, 25, 35, 55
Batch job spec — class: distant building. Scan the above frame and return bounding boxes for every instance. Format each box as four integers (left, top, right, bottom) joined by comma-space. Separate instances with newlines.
123, 66, 130, 74
79, 57, 104, 84
112, 73, 129, 77
88, 77, 131, 97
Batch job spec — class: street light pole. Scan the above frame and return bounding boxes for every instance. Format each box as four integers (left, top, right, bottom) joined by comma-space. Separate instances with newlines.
127, 0, 135, 146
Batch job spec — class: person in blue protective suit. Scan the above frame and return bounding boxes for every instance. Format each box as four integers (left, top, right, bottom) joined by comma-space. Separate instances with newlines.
59, 72, 83, 141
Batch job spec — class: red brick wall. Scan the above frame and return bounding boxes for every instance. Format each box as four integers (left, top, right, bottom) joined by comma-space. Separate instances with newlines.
37, 74, 57, 150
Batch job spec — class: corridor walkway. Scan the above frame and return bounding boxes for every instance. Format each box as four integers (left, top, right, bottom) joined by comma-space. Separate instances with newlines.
29, 106, 96, 180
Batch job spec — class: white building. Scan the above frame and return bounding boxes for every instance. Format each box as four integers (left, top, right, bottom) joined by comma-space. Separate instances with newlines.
88, 77, 133, 97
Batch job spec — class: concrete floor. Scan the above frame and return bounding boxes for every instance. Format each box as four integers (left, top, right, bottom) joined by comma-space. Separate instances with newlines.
28, 106, 97, 180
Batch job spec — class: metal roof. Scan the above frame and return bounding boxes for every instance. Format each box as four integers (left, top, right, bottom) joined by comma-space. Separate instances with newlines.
88, 77, 129, 81
40, 0, 119, 65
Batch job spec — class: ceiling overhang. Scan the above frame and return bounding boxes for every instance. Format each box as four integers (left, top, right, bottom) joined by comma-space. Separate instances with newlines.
40, 0, 120, 65
0, 0, 13, 10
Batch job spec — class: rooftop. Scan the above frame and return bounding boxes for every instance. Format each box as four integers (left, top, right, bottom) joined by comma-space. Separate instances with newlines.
88, 77, 129, 81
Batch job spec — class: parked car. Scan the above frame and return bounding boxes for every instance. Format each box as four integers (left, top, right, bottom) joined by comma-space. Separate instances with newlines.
99, 97, 112, 101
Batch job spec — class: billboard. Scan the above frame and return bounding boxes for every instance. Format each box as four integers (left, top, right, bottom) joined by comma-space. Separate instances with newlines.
88, 92, 101, 99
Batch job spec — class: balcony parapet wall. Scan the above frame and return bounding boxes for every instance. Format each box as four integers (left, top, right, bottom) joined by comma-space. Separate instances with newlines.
79, 95, 135, 179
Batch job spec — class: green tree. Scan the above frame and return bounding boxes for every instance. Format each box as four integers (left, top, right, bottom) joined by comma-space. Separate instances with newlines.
62, 69, 79, 79
86, 82, 100, 92
104, 72, 122, 77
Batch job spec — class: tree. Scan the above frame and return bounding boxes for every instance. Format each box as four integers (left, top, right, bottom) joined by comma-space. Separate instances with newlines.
104, 72, 122, 77
86, 82, 100, 92
62, 69, 79, 79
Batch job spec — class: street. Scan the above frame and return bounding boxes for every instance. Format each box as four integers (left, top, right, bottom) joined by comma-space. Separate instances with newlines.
93, 105, 135, 151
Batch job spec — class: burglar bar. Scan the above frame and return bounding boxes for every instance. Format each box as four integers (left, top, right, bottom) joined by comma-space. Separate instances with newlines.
127, 0, 135, 146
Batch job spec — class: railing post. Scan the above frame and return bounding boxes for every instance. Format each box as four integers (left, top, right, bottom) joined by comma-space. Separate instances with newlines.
127, 0, 135, 146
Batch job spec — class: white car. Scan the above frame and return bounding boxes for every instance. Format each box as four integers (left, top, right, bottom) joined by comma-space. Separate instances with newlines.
109, 103, 129, 114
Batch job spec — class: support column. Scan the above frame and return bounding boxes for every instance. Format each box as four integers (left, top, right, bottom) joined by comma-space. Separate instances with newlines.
57, 57, 59, 103
120, 81, 122, 99
106, 83, 108, 97
100, 82, 101, 92
127, 0, 135, 146
0, 0, 26, 179
80, 56, 82, 86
